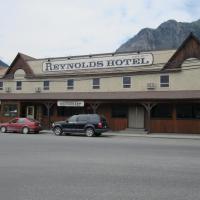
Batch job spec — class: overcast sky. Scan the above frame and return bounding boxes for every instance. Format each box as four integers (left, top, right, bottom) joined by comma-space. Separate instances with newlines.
0, 0, 200, 64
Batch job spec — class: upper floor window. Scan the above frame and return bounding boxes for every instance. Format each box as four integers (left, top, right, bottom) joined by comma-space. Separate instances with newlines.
123, 76, 131, 88
67, 79, 74, 90
160, 75, 169, 87
44, 81, 49, 90
16, 81, 22, 90
0, 82, 3, 90
92, 78, 100, 89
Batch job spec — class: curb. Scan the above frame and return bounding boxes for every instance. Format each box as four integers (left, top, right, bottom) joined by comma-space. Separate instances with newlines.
104, 132, 200, 140
41, 130, 200, 140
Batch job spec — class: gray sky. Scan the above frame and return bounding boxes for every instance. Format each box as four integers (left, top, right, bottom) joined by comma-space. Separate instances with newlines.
0, 0, 199, 64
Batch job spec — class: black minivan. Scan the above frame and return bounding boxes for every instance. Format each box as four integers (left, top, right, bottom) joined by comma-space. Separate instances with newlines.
52, 114, 109, 137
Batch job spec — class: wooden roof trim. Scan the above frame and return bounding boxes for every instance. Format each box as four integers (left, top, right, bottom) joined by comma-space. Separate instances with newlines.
3, 53, 36, 79
162, 33, 200, 70
0, 90, 200, 100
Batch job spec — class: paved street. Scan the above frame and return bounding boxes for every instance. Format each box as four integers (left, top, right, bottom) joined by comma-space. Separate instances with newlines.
0, 133, 200, 200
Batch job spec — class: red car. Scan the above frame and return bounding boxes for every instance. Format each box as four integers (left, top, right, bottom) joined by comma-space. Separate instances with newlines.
0, 118, 41, 134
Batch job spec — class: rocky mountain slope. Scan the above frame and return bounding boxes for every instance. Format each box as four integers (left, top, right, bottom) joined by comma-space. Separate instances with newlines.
116, 19, 200, 52
0, 60, 8, 67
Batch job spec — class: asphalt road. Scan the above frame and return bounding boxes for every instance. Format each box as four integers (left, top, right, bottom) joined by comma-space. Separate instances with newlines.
0, 133, 200, 200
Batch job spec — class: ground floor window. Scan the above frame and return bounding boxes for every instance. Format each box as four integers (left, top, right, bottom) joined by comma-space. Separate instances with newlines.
42, 105, 54, 116
151, 104, 173, 118
57, 107, 83, 117
112, 104, 128, 118
3, 104, 18, 117
176, 104, 200, 119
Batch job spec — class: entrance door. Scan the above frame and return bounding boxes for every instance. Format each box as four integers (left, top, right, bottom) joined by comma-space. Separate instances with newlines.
128, 105, 144, 128
26, 106, 34, 119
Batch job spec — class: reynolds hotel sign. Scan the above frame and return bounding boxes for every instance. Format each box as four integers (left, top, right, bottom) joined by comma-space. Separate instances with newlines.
42, 53, 153, 72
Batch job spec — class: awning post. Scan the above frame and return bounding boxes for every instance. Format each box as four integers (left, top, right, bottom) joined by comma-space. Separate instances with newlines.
141, 103, 157, 134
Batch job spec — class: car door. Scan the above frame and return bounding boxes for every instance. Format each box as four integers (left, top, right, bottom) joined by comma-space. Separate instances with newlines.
7, 118, 18, 132
76, 115, 88, 133
16, 118, 26, 132
62, 115, 77, 132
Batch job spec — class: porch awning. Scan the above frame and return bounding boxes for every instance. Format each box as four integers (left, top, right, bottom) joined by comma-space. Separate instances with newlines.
1, 90, 200, 101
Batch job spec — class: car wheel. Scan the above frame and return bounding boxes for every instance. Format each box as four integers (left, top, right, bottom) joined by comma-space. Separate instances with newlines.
53, 127, 63, 136
22, 127, 29, 134
85, 127, 95, 137
1, 126, 7, 133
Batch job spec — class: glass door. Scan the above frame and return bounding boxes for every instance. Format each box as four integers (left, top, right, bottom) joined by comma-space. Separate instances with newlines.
26, 106, 34, 119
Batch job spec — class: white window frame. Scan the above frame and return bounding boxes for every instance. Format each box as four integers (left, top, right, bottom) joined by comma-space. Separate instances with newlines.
0, 81, 3, 90
67, 79, 74, 90
16, 81, 22, 90
43, 80, 50, 90
160, 75, 169, 87
123, 76, 131, 88
92, 78, 100, 89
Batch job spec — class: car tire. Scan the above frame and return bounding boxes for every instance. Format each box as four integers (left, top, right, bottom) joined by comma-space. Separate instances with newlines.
22, 127, 29, 134
0, 126, 7, 133
53, 127, 63, 136
85, 127, 95, 137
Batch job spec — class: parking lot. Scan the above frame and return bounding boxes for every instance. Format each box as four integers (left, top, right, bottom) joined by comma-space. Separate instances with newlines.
0, 132, 200, 200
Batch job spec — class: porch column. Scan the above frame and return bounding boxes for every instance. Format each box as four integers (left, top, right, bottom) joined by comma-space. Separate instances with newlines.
89, 103, 100, 114
141, 103, 157, 134
43, 102, 54, 129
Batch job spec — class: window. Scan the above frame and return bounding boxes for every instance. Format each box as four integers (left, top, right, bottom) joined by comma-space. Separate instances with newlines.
16, 81, 22, 90
176, 104, 200, 119
112, 104, 128, 118
17, 118, 25, 124
93, 78, 100, 89
0, 82, 3, 90
44, 81, 49, 90
151, 104, 173, 118
160, 75, 169, 87
77, 115, 90, 122
67, 79, 74, 90
42, 105, 54, 116
3, 104, 18, 117
123, 76, 131, 88
10, 118, 18, 123
68, 115, 77, 123
57, 107, 83, 117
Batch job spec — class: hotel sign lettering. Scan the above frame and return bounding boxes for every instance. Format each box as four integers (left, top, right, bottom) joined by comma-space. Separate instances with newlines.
43, 53, 153, 72
57, 101, 84, 107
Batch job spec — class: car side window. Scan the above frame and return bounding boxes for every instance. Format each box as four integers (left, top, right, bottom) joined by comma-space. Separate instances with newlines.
77, 115, 88, 122
17, 119, 25, 124
10, 118, 18, 123
90, 115, 99, 123
68, 116, 77, 123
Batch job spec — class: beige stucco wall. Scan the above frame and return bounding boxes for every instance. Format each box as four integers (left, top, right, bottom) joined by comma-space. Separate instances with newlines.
1, 61, 200, 93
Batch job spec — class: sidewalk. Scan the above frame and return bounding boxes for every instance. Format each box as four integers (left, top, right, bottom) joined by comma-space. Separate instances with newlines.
41, 130, 200, 140
104, 131, 200, 139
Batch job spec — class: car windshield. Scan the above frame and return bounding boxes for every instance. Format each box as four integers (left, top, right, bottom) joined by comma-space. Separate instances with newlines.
68, 116, 77, 123
28, 118, 38, 122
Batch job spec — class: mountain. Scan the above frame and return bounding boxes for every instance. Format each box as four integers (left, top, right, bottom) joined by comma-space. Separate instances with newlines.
116, 19, 200, 52
0, 59, 8, 67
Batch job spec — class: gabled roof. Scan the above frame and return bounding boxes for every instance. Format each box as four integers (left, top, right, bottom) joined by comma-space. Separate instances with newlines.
163, 33, 200, 70
3, 53, 35, 79
19, 53, 36, 61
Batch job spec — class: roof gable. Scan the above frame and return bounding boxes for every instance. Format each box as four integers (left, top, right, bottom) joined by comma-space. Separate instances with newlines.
3, 53, 35, 79
163, 33, 200, 70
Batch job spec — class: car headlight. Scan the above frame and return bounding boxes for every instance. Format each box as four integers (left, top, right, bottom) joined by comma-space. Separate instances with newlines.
52, 123, 55, 127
